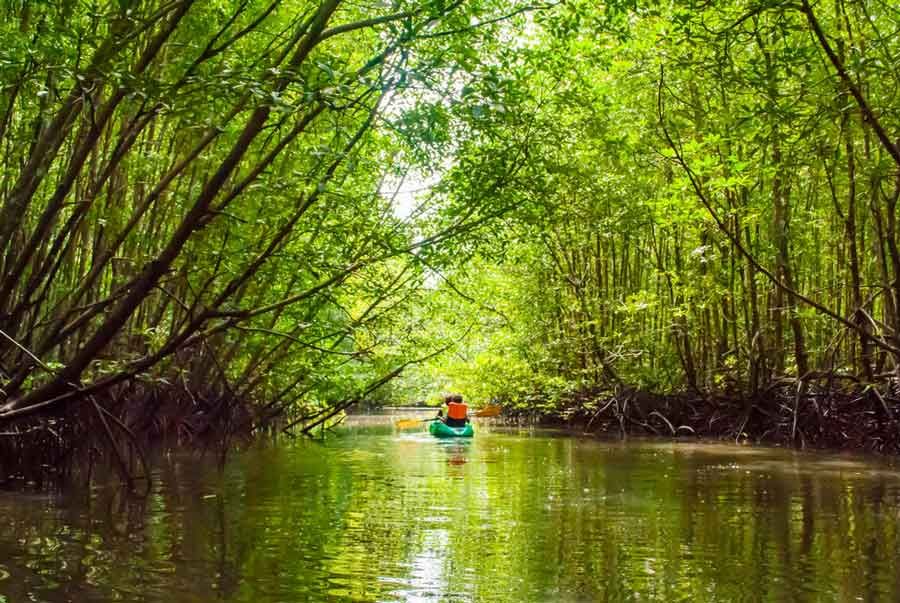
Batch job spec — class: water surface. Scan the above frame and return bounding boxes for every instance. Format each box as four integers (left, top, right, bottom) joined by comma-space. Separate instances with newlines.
2, 413, 900, 601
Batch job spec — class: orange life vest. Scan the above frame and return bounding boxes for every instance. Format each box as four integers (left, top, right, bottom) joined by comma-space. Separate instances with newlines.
447, 402, 468, 420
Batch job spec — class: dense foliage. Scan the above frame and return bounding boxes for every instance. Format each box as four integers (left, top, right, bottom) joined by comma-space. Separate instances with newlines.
400, 0, 900, 443
0, 0, 537, 480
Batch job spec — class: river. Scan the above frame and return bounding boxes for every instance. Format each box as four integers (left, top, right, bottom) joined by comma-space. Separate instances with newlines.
1, 411, 900, 602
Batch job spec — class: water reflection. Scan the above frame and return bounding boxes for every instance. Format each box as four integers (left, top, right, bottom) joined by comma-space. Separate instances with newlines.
0, 417, 899, 601
438, 439, 471, 469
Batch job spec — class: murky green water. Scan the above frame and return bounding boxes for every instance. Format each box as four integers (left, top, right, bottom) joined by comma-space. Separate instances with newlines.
2, 413, 900, 602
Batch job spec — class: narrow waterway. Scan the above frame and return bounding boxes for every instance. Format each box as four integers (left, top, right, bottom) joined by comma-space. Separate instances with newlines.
2, 412, 900, 602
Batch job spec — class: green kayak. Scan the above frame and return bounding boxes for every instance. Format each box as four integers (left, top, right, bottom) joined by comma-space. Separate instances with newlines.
429, 420, 474, 438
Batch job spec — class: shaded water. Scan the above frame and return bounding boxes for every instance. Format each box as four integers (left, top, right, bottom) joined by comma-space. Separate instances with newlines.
2, 413, 900, 602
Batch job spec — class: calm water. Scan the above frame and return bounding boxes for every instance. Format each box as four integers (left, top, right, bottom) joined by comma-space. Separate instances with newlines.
2, 413, 900, 602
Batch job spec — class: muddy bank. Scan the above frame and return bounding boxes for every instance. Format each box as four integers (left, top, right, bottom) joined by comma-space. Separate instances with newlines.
0, 379, 257, 489
6, 375, 900, 489
502, 379, 900, 455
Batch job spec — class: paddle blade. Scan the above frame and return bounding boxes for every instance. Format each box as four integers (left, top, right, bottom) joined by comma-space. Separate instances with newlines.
395, 418, 425, 429
473, 405, 502, 418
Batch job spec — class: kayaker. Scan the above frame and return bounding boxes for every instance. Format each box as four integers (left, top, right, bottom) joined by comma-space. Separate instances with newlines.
444, 393, 469, 427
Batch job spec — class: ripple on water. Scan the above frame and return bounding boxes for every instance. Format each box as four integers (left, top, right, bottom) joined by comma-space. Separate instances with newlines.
1, 425, 900, 602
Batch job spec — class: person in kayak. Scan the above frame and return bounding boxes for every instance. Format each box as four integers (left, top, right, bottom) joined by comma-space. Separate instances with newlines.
443, 393, 469, 427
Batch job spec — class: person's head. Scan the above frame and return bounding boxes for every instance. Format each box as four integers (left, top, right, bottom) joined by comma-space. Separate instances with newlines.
451, 393, 463, 403
443, 394, 453, 404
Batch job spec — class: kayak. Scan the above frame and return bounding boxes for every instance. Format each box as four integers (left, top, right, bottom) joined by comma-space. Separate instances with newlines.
429, 420, 474, 438
429, 421, 473, 437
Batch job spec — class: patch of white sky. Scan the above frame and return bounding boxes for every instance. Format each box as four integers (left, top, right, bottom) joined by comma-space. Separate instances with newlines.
376, 84, 458, 223
372, 6, 542, 291
377, 7, 542, 222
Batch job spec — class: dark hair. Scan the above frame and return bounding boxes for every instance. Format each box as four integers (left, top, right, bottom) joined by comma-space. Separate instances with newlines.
451, 393, 463, 403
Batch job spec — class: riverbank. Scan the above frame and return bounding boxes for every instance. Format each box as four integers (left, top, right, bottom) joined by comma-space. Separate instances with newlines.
502, 379, 900, 455
4, 374, 899, 489
0, 379, 257, 489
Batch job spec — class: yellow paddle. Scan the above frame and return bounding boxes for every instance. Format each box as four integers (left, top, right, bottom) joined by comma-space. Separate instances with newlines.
472, 404, 502, 418
395, 417, 434, 429
394, 405, 502, 429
